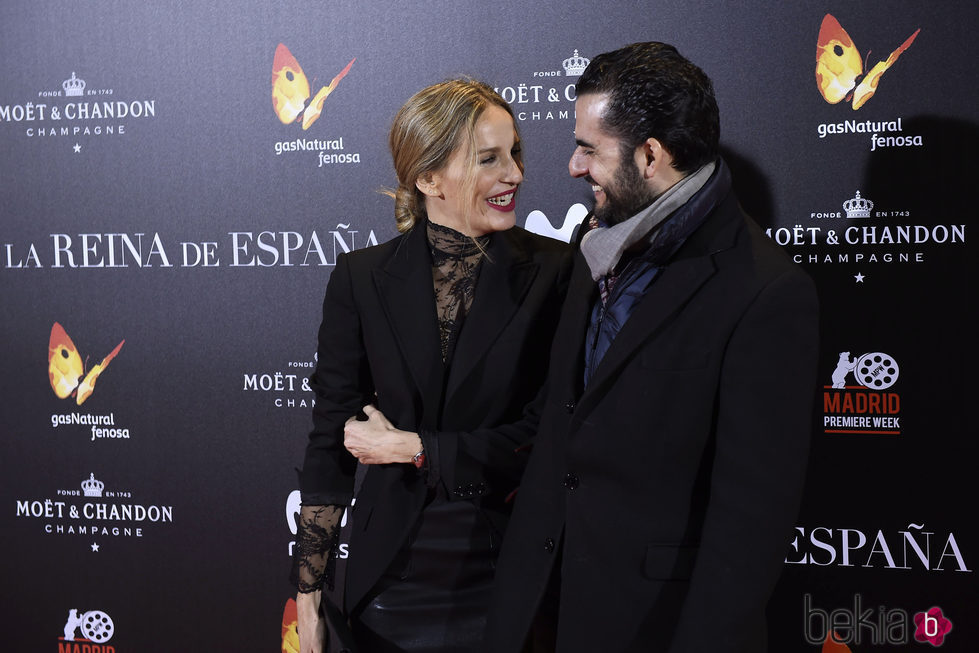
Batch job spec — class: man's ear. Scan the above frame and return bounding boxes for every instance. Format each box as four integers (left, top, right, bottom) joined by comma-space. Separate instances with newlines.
638, 137, 674, 180
416, 172, 442, 198
639, 137, 686, 194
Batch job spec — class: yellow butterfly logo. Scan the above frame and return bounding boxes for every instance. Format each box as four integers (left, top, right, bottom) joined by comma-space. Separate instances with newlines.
815, 14, 920, 110
272, 43, 355, 130
281, 598, 299, 653
48, 322, 125, 405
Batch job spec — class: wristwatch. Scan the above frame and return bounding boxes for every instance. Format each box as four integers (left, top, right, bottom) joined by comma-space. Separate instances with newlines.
411, 450, 426, 469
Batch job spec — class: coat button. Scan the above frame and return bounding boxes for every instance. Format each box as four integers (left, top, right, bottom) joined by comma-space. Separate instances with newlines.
563, 473, 579, 490
544, 537, 555, 553
565, 400, 575, 413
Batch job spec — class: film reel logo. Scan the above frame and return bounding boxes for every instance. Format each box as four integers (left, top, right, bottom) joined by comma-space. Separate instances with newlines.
61, 608, 114, 643
853, 352, 900, 389
831, 351, 900, 390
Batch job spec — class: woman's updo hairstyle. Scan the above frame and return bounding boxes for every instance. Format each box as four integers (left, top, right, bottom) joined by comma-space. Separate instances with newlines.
387, 79, 518, 233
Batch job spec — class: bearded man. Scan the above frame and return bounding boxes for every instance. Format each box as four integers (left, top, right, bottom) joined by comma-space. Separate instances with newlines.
487, 42, 819, 652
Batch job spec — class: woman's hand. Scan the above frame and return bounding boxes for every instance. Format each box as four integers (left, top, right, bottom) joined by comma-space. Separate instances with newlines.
296, 590, 325, 653
344, 405, 423, 465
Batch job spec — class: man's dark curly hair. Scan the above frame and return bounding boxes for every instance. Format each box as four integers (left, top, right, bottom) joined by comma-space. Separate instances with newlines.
576, 42, 720, 173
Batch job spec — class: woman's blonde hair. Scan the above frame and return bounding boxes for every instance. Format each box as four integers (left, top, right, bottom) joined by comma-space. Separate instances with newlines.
387, 79, 520, 233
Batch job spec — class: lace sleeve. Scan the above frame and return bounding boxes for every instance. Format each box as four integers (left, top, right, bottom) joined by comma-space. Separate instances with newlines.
290, 504, 343, 593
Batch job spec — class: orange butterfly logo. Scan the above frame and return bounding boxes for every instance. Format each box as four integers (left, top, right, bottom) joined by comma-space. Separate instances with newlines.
822, 631, 853, 653
272, 43, 355, 130
815, 14, 920, 110
48, 322, 125, 405
280, 598, 299, 653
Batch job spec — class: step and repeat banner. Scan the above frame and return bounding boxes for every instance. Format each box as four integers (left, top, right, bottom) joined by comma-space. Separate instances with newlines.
2, 1, 975, 651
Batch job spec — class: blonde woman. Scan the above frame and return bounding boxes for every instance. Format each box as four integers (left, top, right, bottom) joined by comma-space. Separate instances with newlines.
292, 80, 570, 652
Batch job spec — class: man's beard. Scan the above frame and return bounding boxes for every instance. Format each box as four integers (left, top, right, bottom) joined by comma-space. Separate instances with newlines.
592, 155, 657, 226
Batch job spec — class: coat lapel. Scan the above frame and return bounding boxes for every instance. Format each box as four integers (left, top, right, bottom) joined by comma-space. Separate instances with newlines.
445, 230, 539, 403
549, 254, 596, 402
580, 256, 716, 401
372, 224, 444, 428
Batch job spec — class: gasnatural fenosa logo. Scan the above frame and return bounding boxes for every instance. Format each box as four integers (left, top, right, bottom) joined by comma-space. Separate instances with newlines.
815, 14, 920, 110
48, 322, 124, 405
271, 44, 355, 130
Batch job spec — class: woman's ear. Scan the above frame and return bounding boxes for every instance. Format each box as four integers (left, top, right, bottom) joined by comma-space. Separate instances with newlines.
416, 173, 442, 198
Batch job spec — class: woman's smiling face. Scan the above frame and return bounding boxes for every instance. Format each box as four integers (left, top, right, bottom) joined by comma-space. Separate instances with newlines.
422, 104, 524, 236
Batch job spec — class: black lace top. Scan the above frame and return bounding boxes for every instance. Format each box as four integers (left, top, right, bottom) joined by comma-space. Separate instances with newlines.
292, 220, 487, 593
428, 219, 489, 362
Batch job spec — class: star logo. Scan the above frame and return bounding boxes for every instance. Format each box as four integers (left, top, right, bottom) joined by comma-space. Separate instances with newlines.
72, 143, 81, 153
854, 272, 865, 283
90, 542, 100, 552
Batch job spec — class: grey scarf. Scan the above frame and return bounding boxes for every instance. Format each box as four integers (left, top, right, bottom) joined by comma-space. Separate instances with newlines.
580, 161, 715, 281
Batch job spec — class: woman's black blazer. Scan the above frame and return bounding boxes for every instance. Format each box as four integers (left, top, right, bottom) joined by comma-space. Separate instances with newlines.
298, 219, 571, 612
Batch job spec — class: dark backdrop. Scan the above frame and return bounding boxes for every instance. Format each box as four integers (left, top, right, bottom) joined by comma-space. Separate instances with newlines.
2, 2, 975, 651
